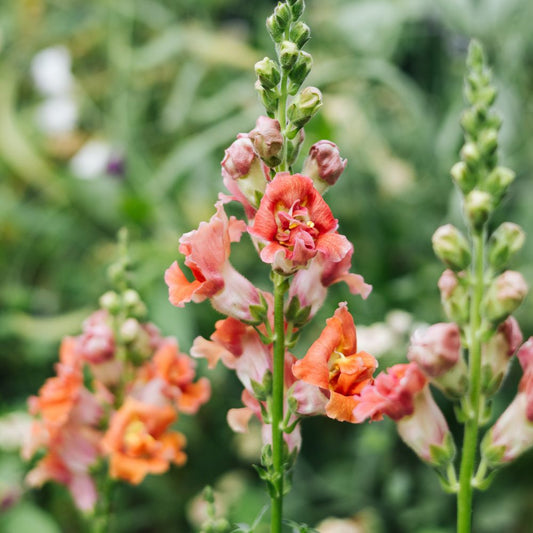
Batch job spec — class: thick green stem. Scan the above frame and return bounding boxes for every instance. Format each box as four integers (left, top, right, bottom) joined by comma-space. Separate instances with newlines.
271, 273, 288, 533
457, 229, 486, 533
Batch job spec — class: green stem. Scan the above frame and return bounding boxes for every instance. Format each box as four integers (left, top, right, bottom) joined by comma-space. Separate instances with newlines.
271, 272, 288, 533
457, 229, 486, 533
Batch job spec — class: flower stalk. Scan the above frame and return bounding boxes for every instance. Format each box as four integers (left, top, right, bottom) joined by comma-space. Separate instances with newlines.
457, 229, 486, 533
271, 272, 289, 533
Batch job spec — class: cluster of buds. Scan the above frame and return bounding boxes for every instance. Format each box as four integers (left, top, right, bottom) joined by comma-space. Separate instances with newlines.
23, 234, 210, 511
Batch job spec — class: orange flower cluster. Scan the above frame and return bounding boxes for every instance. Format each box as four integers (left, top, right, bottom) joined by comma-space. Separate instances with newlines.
24, 308, 210, 509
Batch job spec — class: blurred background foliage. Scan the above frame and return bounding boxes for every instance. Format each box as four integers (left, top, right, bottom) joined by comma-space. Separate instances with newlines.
1, 0, 533, 531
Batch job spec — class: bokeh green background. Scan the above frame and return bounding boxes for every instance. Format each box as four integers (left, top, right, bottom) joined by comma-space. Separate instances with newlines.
1, 0, 533, 531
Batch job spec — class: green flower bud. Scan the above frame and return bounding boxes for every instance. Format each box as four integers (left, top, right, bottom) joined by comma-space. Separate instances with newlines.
484, 166, 515, 203
288, 51, 312, 94
274, 2, 291, 27
286, 128, 304, 166
450, 161, 476, 194
460, 108, 481, 137
287, 86, 322, 135
478, 128, 498, 156
289, 21, 311, 48
488, 222, 525, 271
467, 40, 484, 72
123, 288, 141, 308
432, 224, 471, 271
255, 57, 280, 89
288, 0, 305, 19
99, 290, 121, 314
464, 190, 492, 229
279, 40, 299, 70
484, 270, 528, 323
461, 142, 481, 168
266, 14, 284, 42
255, 80, 278, 115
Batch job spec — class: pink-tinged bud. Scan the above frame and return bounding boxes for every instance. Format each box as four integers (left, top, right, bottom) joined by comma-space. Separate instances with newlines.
482, 369, 533, 465
484, 270, 528, 323
221, 137, 269, 211
481, 316, 523, 395
248, 116, 283, 167
408, 323, 468, 398
438, 269, 469, 324
517, 337, 533, 374
77, 310, 115, 364
408, 323, 461, 376
302, 140, 347, 194
396, 387, 456, 466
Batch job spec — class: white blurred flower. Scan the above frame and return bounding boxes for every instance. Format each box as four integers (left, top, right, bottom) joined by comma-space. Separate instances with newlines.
70, 139, 112, 179
317, 517, 365, 533
35, 96, 78, 135
356, 322, 396, 357
0, 412, 32, 452
385, 309, 413, 336
31, 46, 74, 96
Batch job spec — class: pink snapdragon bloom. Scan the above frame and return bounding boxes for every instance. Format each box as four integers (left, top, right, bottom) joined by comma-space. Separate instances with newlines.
302, 140, 347, 194
248, 116, 284, 167
165, 201, 262, 322
483, 338, 533, 464
191, 316, 273, 393
354, 363, 454, 465
249, 173, 351, 274
293, 303, 377, 423
288, 245, 372, 319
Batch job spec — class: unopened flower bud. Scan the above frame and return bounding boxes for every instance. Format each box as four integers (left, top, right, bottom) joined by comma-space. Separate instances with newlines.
288, 0, 305, 19
99, 290, 121, 314
266, 14, 284, 42
488, 222, 525, 271
288, 51, 312, 94
289, 21, 311, 48
481, 316, 523, 395
255, 80, 278, 115
451, 161, 476, 194
408, 322, 468, 398
461, 142, 481, 168
482, 367, 533, 466
484, 166, 515, 203
123, 289, 141, 308
254, 57, 280, 89
438, 269, 469, 325
287, 86, 322, 135
484, 270, 528, 323
408, 323, 461, 377
478, 128, 498, 155
432, 224, 471, 271
286, 128, 304, 166
120, 318, 141, 343
302, 140, 346, 194
249, 116, 283, 167
221, 136, 269, 207
464, 189, 492, 229
280, 40, 299, 70
460, 108, 480, 137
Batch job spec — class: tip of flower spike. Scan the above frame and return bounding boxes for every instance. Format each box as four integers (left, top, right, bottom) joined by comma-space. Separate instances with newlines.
467, 39, 485, 71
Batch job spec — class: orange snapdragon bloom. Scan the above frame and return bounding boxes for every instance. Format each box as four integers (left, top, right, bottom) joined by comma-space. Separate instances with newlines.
152, 341, 211, 414
292, 302, 377, 422
102, 398, 186, 485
